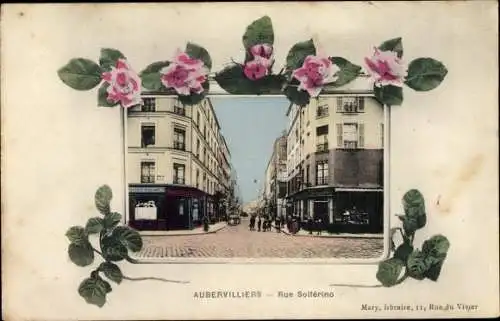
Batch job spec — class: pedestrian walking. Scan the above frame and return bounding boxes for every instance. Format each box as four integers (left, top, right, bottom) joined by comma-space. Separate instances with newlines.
257, 216, 262, 232
249, 215, 256, 231
275, 215, 281, 233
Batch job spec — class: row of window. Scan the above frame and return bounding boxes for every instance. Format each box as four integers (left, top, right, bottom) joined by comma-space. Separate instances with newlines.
142, 97, 187, 116
316, 97, 366, 118
140, 161, 219, 194
141, 97, 219, 154
141, 125, 186, 150
140, 123, 219, 174
313, 122, 384, 152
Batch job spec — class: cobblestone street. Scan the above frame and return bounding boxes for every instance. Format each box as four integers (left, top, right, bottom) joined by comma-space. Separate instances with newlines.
134, 219, 384, 259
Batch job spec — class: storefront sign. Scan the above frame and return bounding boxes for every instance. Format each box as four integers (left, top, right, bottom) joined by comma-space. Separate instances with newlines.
129, 186, 166, 193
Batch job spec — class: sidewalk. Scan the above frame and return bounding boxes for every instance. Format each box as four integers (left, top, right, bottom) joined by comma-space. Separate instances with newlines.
139, 221, 227, 236
272, 224, 383, 239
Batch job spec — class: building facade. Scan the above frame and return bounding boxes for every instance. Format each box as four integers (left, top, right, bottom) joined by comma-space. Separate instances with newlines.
263, 134, 288, 219
284, 93, 384, 233
127, 94, 232, 231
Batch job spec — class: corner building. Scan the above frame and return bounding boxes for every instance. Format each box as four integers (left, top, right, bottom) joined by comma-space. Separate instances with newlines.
127, 94, 232, 231
284, 93, 384, 233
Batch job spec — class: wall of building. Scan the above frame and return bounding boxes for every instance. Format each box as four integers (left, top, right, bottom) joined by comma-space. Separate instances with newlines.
127, 96, 231, 197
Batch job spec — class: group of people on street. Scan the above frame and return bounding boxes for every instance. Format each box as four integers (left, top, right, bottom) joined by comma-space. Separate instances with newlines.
249, 214, 285, 233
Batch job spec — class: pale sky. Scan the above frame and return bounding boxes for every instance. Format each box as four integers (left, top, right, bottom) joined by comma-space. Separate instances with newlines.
212, 97, 289, 203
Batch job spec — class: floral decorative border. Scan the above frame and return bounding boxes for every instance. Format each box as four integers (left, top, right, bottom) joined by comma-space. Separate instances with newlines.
57, 16, 448, 109
58, 16, 450, 307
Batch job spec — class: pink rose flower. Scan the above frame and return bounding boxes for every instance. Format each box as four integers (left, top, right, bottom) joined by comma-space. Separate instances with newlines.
160, 50, 209, 96
250, 43, 273, 60
244, 56, 272, 80
243, 43, 274, 81
292, 55, 339, 97
101, 59, 142, 108
364, 48, 407, 87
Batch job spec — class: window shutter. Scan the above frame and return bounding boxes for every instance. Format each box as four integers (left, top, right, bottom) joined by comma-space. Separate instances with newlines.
358, 97, 365, 112
336, 97, 343, 112
380, 123, 384, 147
358, 123, 365, 148
336, 123, 343, 147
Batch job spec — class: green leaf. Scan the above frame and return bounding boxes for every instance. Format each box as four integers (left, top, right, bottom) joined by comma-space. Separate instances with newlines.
78, 276, 110, 308
283, 82, 310, 107
97, 83, 119, 107
407, 250, 429, 280
99, 262, 123, 284
68, 242, 94, 267
394, 241, 414, 262
424, 259, 445, 281
101, 235, 128, 262
403, 189, 425, 212
103, 212, 122, 229
376, 258, 405, 287
378, 37, 403, 58
99, 48, 126, 72
329, 57, 362, 87
398, 215, 419, 237
374, 84, 403, 106
420, 235, 450, 281
140, 61, 171, 91
422, 234, 450, 258
57, 58, 103, 91
112, 226, 143, 252
66, 226, 88, 245
95, 185, 112, 215
402, 189, 426, 230
404, 58, 448, 91
214, 64, 285, 95
85, 217, 104, 234
185, 42, 212, 70
242, 16, 274, 50
286, 39, 316, 71
177, 81, 209, 106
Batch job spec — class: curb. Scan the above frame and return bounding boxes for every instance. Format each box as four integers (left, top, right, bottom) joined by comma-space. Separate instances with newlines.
140, 224, 228, 237
272, 224, 384, 239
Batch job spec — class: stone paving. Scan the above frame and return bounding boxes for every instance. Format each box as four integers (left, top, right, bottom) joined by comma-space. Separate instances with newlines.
134, 219, 384, 259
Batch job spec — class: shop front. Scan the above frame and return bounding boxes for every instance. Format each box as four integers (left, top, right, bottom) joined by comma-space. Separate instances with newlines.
128, 184, 208, 231
284, 186, 383, 233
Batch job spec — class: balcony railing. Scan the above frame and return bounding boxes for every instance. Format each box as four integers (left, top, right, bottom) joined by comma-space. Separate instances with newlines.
141, 106, 156, 112
316, 143, 329, 152
341, 103, 362, 113
141, 176, 155, 183
173, 106, 186, 116
343, 141, 358, 149
316, 177, 329, 185
173, 141, 186, 150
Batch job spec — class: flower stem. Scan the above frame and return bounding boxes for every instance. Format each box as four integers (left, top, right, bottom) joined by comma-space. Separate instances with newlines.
92, 247, 103, 257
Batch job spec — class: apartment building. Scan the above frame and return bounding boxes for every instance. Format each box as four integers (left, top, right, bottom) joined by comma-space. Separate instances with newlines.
263, 134, 288, 219
284, 93, 384, 233
126, 94, 232, 231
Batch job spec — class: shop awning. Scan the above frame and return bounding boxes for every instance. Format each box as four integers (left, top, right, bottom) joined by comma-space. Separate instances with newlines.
335, 187, 383, 192
166, 189, 206, 197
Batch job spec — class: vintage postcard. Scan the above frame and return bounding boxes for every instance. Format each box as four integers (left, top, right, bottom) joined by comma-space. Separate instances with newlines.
1, 2, 498, 320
